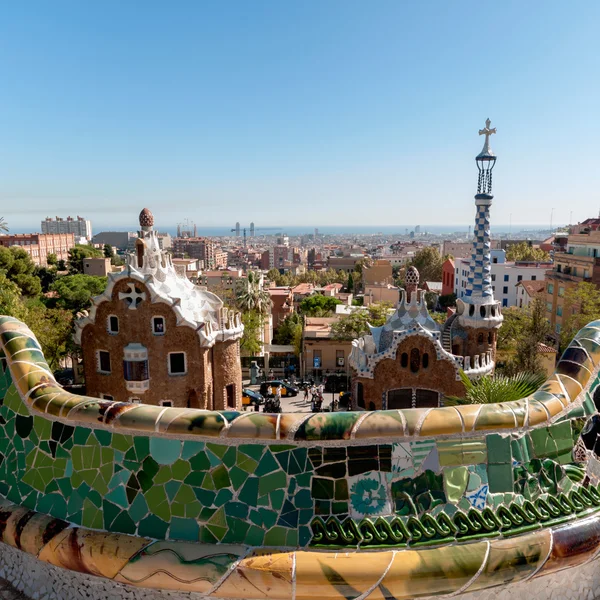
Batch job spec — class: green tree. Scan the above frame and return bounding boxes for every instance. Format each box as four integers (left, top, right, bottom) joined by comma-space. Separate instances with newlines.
236, 277, 272, 316
406, 247, 443, 283
34, 266, 58, 293
0, 217, 8, 233
50, 274, 108, 313
46, 253, 58, 266
0, 274, 27, 319
0, 247, 41, 297
560, 282, 600, 348
57, 259, 67, 271
511, 297, 551, 374
347, 272, 354, 293
299, 294, 341, 316
240, 310, 263, 355
438, 293, 457, 309
506, 242, 550, 263
446, 371, 546, 405
103, 244, 114, 258
273, 313, 303, 354
331, 303, 392, 340
67, 244, 102, 274
353, 257, 373, 275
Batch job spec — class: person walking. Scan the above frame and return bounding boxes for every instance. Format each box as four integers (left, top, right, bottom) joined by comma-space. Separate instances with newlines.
303, 386, 309, 403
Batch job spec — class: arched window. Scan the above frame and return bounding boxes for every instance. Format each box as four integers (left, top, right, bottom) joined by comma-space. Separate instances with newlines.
480, 306, 486, 318
368, 402, 376, 411
356, 383, 365, 409
401, 353, 408, 368
135, 239, 144, 268
410, 348, 420, 373
488, 332, 493, 344
469, 305, 475, 317
478, 333, 484, 344
422, 353, 429, 369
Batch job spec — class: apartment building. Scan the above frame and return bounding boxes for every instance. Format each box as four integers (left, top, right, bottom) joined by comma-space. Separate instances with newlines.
0, 233, 75, 267
454, 250, 550, 308
42, 216, 92, 240
545, 227, 600, 340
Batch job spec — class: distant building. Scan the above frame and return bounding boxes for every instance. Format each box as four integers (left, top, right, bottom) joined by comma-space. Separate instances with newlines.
454, 250, 550, 308
302, 316, 353, 382
516, 280, 545, 308
268, 287, 294, 329
328, 254, 364, 273
42, 215, 92, 240
172, 258, 201, 279
75, 208, 243, 409
442, 258, 455, 296
545, 226, 600, 340
0, 232, 75, 267
442, 240, 500, 259
362, 259, 393, 287
363, 283, 400, 306
173, 237, 218, 269
83, 257, 112, 277
93, 231, 138, 250
260, 246, 297, 271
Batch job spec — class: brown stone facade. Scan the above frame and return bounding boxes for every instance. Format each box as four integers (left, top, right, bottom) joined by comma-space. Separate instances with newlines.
353, 335, 465, 410
450, 328, 497, 365
81, 277, 242, 409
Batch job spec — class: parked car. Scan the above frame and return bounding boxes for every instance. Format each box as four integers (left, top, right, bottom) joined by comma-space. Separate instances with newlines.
259, 380, 299, 398
242, 388, 264, 407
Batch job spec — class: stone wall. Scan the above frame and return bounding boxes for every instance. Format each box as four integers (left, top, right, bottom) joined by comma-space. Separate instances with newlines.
354, 334, 466, 409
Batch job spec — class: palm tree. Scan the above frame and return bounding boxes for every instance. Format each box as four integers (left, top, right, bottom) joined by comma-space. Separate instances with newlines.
0, 217, 8, 233
237, 274, 272, 316
445, 371, 545, 405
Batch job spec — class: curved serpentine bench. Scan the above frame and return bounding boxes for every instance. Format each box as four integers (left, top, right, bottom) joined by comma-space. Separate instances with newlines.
1, 314, 600, 599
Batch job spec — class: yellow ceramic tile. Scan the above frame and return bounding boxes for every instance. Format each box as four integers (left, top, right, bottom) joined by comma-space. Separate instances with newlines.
527, 400, 550, 426
353, 411, 405, 440
376, 542, 488, 599
164, 411, 226, 437
155, 408, 196, 433
64, 401, 107, 425
278, 413, 309, 440
473, 403, 517, 431
214, 549, 293, 599
509, 399, 528, 427
401, 408, 430, 436
464, 529, 551, 593
111, 405, 162, 433
295, 550, 393, 600
116, 541, 245, 592
454, 404, 482, 432
419, 407, 463, 436
556, 374, 584, 404
39, 529, 150, 578
19, 512, 61, 556
227, 413, 278, 439
1, 505, 29, 548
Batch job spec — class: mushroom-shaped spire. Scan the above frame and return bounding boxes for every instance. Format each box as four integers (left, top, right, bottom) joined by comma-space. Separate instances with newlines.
405, 266, 420, 303
139, 207, 154, 228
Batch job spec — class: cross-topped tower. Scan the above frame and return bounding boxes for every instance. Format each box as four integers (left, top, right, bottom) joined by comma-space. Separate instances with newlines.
478, 118, 497, 158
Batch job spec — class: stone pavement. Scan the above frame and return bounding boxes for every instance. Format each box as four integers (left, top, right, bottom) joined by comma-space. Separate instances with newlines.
0, 578, 28, 599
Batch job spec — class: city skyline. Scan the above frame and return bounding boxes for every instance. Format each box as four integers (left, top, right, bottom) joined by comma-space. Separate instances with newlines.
1, 1, 599, 229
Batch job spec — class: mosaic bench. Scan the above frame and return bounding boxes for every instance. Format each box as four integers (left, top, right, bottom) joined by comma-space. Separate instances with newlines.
2, 314, 600, 599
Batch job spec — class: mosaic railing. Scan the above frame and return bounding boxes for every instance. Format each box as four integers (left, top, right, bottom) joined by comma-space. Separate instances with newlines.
2, 314, 600, 598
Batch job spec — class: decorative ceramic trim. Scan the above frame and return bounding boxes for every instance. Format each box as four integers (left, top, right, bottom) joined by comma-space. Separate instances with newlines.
2, 316, 600, 442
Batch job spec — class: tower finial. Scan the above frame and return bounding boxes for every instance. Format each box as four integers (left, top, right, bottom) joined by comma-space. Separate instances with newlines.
477, 118, 497, 158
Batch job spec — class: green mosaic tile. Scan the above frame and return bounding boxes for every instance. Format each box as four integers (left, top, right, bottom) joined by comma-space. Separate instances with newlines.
105, 484, 128, 508
149, 437, 181, 465
170, 516, 199, 541
238, 477, 258, 506
181, 441, 205, 460
206, 443, 227, 459
238, 444, 264, 461
486, 434, 512, 464
111, 433, 133, 452
129, 489, 149, 521
189, 450, 210, 471
73, 427, 91, 446
165, 480, 181, 501
193, 487, 216, 506
94, 429, 112, 447
270, 489, 285, 510
229, 466, 249, 491
183, 470, 205, 487
222, 446, 237, 468
258, 471, 286, 496
112, 510, 136, 534
444, 466, 469, 503
237, 453, 259, 473
246, 525, 265, 546
255, 451, 279, 476
103, 499, 121, 528
215, 489, 233, 506
488, 463, 514, 493
264, 526, 287, 546
211, 465, 231, 490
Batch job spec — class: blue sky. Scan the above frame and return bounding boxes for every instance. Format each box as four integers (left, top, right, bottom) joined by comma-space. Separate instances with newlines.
0, 1, 598, 231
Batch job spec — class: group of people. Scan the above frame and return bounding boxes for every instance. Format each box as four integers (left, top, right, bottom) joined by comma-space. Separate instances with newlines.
304, 383, 325, 412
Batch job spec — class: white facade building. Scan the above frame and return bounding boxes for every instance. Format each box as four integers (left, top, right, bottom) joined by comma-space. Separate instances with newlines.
454, 250, 550, 308
42, 216, 92, 240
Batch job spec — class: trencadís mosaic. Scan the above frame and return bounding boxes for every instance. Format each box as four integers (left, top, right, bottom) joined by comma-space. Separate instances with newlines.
3, 315, 600, 598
